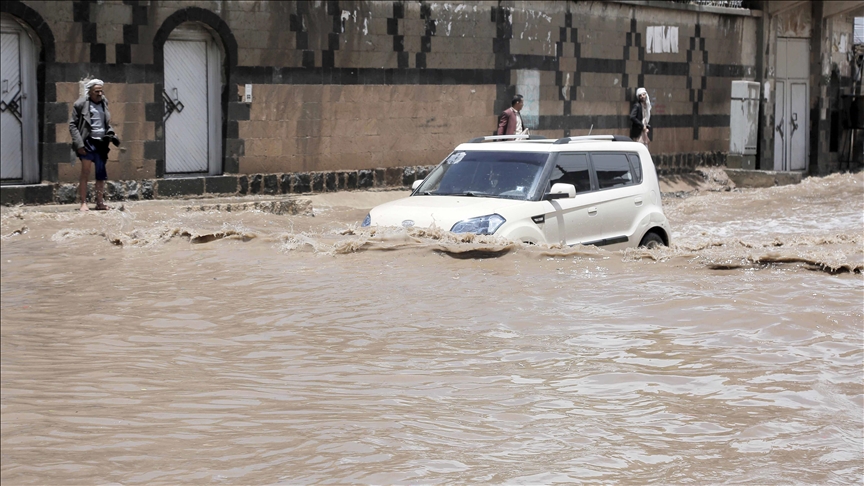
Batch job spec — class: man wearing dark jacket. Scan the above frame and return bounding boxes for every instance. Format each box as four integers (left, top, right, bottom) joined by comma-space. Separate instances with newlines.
497, 94, 529, 136
69, 79, 119, 211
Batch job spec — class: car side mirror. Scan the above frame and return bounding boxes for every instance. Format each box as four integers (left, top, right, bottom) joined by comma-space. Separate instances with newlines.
543, 183, 576, 200
411, 180, 424, 191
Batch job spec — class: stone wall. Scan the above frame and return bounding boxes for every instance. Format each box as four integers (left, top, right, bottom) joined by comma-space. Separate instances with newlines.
236, 84, 495, 174
756, 1, 863, 174
2, 0, 759, 192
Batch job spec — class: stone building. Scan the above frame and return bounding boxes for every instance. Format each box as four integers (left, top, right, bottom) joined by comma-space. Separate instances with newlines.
0, 0, 861, 204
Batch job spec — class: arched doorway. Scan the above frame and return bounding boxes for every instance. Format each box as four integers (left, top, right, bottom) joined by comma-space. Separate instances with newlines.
163, 22, 224, 176
0, 14, 39, 183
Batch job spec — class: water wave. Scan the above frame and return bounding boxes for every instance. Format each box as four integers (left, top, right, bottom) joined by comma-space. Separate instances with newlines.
1, 226, 27, 239
51, 225, 257, 247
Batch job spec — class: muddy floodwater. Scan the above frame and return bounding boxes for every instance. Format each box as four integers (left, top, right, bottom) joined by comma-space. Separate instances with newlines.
1, 172, 862, 484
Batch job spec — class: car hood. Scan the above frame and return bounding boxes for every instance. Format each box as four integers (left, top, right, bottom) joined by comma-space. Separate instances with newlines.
369, 195, 528, 230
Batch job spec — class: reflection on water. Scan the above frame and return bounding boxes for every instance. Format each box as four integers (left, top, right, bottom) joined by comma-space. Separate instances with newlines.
2, 173, 862, 484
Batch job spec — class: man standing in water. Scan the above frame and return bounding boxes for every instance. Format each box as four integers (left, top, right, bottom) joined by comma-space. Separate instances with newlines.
69, 79, 118, 211
497, 94, 529, 136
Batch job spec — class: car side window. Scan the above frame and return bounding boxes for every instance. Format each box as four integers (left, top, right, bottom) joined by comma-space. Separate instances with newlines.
549, 153, 591, 193
626, 153, 643, 184
592, 153, 634, 189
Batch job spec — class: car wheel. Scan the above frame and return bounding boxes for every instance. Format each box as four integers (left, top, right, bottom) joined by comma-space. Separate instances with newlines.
638, 232, 664, 248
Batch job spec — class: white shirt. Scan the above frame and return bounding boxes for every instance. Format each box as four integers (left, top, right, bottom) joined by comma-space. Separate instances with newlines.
89, 101, 106, 139
514, 109, 527, 135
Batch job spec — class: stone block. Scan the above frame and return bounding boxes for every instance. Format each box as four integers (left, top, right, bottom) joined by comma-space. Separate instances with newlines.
345, 171, 358, 190
402, 166, 419, 186
45, 102, 69, 124
358, 169, 374, 189
249, 174, 263, 194
292, 173, 311, 193
123, 180, 140, 200
228, 102, 251, 121
262, 174, 279, 194
45, 143, 73, 164
56, 184, 77, 204
324, 172, 337, 191
125, 84, 154, 103
279, 174, 292, 193
384, 167, 403, 186
131, 43, 154, 65
105, 180, 125, 201
310, 172, 324, 192
143, 140, 163, 160
0, 185, 25, 206
205, 176, 239, 195
94, 2, 132, 27
155, 178, 204, 198
373, 168, 386, 187
226, 139, 245, 158
726, 153, 742, 169
144, 102, 162, 122
56, 82, 81, 102
27, 184, 55, 205
140, 180, 154, 200
224, 155, 240, 175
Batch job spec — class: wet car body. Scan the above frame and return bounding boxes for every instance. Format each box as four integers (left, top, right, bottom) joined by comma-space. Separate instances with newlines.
363, 135, 672, 249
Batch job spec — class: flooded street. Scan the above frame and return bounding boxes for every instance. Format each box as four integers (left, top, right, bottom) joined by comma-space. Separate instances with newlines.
1, 172, 862, 484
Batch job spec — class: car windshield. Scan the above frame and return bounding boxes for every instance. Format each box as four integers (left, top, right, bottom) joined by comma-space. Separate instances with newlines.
415, 151, 549, 200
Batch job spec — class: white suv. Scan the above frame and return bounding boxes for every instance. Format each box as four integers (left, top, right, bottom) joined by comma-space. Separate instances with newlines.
362, 134, 671, 249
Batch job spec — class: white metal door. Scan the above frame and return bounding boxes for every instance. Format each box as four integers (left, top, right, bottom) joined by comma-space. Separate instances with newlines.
1, 17, 37, 183
164, 39, 209, 173
774, 38, 809, 171
0, 31, 22, 180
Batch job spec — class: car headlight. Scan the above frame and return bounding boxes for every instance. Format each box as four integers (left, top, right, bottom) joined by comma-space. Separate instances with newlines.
450, 214, 505, 235
361, 213, 371, 227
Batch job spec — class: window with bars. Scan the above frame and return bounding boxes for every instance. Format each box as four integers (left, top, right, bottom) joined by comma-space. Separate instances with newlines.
855, 17, 863, 45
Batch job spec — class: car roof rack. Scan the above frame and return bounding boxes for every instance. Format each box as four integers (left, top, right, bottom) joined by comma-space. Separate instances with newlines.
552, 135, 633, 144
467, 134, 548, 143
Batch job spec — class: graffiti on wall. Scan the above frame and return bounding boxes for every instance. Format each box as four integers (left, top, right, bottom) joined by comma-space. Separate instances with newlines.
646, 26, 679, 54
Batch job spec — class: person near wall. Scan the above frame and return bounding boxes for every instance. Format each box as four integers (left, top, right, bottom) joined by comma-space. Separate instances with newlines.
629, 87, 652, 147
497, 94, 529, 136
69, 79, 119, 211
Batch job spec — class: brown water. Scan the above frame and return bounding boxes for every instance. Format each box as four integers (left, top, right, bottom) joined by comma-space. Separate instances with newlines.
2, 172, 862, 485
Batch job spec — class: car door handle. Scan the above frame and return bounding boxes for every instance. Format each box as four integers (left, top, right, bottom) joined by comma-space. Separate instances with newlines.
587, 206, 597, 215
634, 197, 643, 206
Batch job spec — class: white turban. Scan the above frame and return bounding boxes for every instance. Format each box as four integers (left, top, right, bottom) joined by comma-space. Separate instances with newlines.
85, 79, 104, 94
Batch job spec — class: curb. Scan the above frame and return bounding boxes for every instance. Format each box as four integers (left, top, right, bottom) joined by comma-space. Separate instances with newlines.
1, 167, 432, 206
723, 169, 803, 188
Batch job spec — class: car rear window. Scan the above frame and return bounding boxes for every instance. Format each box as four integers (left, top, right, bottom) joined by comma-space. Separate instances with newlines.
626, 153, 643, 184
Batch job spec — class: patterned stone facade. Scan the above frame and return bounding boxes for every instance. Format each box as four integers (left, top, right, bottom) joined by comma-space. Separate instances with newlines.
1, 0, 857, 205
